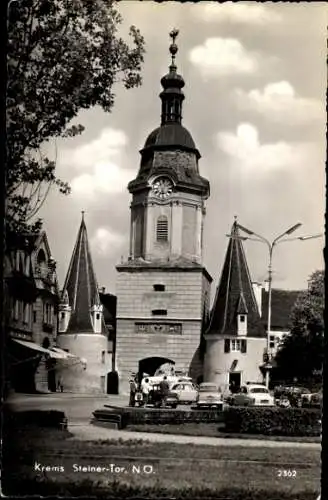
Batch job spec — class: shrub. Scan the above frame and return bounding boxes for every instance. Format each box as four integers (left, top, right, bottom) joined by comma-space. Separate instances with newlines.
224, 406, 321, 437
4, 410, 68, 429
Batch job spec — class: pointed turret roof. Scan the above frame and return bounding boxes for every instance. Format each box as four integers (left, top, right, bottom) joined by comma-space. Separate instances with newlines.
61, 212, 103, 333
207, 219, 265, 338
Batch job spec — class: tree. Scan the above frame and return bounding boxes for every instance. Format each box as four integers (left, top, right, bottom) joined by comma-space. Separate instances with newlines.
273, 270, 324, 385
6, 0, 145, 235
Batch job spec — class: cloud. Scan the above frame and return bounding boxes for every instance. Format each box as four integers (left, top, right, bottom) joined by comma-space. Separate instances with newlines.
189, 38, 259, 76
235, 81, 325, 124
195, 2, 281, 25
216, 122, 317, 172
61, 127, 135, 197
71, 162, 133, 197
68, 128, 128, 170
91, 227, 126, 257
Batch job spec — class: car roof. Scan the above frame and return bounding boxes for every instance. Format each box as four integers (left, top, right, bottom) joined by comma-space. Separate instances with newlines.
245, 384, 268, 388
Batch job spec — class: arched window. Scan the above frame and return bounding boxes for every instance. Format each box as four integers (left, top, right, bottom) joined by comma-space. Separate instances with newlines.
156, 216, 168, 242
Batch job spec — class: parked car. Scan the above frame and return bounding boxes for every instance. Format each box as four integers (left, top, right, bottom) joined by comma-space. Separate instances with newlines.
134, 389, 144, 407
230, 384, 275, 407
195, 383, 223, 409
306, 391, 323, 409
273, 386, 311, 407
148, 384, 179, 409
170, 382, 198, 405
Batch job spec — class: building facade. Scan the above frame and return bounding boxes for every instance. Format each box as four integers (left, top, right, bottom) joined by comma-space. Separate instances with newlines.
260, 288, 301, 356
57, 213, 112, 393
204, 220, 267, 393
5, 231, 61, 393
116, 32, 212, 393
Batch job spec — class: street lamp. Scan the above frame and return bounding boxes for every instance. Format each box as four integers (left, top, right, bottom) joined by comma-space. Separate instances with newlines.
228, 222, 323, 388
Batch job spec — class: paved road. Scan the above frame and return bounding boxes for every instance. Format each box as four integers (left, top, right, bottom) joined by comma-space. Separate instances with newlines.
68, 423, 321, 449
5, 393, 322, 450
5, 392, 128, 424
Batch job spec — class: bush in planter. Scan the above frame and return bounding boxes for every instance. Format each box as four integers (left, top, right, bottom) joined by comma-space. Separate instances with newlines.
224, 406, 321, 436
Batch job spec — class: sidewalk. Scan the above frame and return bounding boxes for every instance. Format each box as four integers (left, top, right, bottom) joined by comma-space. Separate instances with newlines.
68, 423, 321, 449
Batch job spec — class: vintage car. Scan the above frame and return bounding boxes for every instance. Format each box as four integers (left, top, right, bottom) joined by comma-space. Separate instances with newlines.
134, 390, 144, 407
170, 381, 198, 405
195, 383, 223, 409
273, 385, 311, 407
230, 384, 275, 407
148, 384, 179, 409
304, 390, 323, 409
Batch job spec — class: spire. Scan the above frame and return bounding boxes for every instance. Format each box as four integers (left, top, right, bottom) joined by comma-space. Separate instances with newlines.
160, 28, 185, 125
61, 213, 102, 333
207, 220, 265, 337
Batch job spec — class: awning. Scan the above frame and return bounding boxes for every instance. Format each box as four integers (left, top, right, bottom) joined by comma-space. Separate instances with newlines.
12, 339, 77, 360
12, 339, 53, 355
50, 347, 78, 360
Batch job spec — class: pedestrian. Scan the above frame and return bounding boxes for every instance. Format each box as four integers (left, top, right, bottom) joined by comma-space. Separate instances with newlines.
57, 376, 64, 393
159, 375, 169, 407
129, 378, 137, 407
141, 377, 150, 406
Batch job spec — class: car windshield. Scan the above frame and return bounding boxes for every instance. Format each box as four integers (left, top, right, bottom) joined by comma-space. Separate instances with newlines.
250, 388, 269, 394
199, 385, 217, 392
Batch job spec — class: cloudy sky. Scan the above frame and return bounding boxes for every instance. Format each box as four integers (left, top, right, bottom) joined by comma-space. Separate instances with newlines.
39, 1, 326, 298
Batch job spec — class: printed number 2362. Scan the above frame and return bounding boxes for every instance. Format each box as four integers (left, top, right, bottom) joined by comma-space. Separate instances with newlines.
278, 470, 297, 478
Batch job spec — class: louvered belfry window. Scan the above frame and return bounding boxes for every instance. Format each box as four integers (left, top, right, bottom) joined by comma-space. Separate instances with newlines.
156, 216, 168, 242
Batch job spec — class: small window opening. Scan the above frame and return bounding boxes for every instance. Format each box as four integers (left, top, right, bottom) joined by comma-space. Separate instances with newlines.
153, 284, 165, 292
240, 315, 245, 323
152, 309, 167, 316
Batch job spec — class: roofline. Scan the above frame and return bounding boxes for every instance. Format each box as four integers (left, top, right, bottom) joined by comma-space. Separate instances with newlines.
116, 263, 213, 282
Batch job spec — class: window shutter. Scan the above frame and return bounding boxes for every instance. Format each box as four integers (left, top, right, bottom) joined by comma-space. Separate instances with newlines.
241, 339, 247, 353
224, 339, 230, 353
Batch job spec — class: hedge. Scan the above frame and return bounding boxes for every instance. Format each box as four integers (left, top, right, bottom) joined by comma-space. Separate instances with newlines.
224, 406, 321, 437
93, 406, 225, 428
4, 410, 68, 430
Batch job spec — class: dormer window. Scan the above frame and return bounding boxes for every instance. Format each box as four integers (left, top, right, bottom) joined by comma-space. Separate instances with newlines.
237, 313, 247, 336
37, 249, 48, 277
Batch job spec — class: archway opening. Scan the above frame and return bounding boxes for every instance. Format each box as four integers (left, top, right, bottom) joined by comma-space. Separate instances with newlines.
138, 356, 175, 382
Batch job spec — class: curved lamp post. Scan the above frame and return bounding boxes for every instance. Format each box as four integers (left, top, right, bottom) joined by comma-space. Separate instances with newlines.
228, 222, 323, 388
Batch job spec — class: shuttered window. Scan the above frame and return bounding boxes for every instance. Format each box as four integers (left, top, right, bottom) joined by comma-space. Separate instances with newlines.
224, 339, 247, 353
224, 339, 230, 353
156, 216, 168, 242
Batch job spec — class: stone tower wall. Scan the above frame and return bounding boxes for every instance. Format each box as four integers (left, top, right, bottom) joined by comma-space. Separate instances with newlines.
115, 268, 211, 393
56, 333, 111, 393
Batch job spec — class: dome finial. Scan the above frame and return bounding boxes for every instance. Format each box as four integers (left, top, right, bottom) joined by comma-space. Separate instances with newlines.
169, 28, 179, 66
81, 210, 85, 221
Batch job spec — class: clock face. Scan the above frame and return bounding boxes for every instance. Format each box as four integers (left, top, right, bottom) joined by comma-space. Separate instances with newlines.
152, 177, 173, 199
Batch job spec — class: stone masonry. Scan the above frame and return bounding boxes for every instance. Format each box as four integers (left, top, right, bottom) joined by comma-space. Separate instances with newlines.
116, 266, 211, 393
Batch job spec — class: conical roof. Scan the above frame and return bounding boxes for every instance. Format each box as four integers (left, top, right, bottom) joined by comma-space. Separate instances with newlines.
207, 220, 265, 337
61, 212, 103, 333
